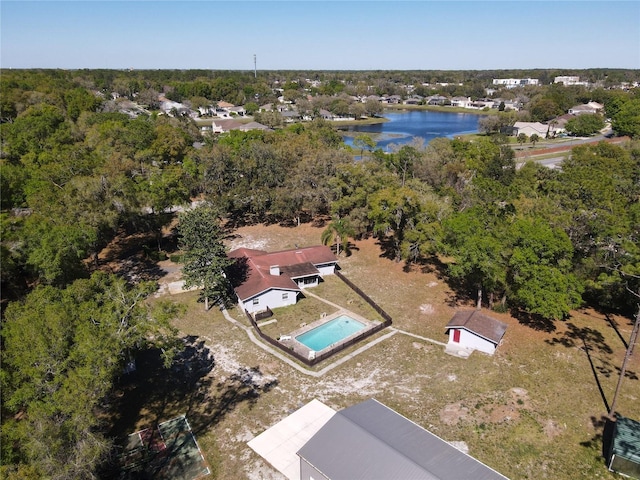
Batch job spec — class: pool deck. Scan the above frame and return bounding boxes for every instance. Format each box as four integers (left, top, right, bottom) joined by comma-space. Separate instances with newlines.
277, 308, 377, 361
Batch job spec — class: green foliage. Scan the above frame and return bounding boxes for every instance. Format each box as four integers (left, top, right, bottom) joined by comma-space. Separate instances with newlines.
565, 114, 605, 136
507, 218, 583, 319
178, 204, 234, 308
1, 272, 178, 478
611, 96, 640, 138
321, 216, 355, 255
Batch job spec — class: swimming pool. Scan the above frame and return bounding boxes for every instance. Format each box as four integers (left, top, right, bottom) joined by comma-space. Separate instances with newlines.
296, 315, 366, 352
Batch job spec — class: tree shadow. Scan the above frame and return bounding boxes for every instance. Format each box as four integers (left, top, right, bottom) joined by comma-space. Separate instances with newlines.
226, 256, 250, 290
546, 322, 612, 355
105, 335, 277, 477
580, 415, 616, 466
374, 236, 399, 262
544, 322, 640, 412
604, 313, 630, 350
511, 310, 557, 333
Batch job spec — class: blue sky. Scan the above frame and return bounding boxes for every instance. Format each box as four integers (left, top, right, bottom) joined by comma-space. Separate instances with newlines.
1, 1, 639, 70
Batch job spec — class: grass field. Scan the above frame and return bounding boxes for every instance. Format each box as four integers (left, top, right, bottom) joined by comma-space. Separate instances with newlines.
117, 222, 639, 480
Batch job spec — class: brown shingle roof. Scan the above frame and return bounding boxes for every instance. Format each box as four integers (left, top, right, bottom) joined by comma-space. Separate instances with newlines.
227, 246, 337, 301
445, 310, 507, 345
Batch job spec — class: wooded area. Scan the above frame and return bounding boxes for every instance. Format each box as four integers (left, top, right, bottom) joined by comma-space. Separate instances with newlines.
1, 69, 639, 478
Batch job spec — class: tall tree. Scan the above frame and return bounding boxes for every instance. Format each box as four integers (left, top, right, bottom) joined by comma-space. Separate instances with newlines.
1, 272, 178, 479
178, 204, 233, 310
321, 216, 354, 256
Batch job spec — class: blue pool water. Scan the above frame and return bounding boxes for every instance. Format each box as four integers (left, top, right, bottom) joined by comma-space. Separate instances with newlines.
296, 315, 366, 351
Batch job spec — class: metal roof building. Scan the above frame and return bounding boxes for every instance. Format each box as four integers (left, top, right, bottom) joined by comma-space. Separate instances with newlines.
297, 399, 509, 480
608, 415, 640, 479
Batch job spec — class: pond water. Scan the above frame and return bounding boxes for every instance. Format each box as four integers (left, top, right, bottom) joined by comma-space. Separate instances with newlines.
341, 110, 482, 150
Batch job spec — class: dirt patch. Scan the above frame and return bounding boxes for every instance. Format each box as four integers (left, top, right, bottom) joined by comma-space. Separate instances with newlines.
441, 388, 531, 426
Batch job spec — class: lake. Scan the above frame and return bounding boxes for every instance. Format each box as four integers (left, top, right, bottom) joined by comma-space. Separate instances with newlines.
341, 110, 482, 150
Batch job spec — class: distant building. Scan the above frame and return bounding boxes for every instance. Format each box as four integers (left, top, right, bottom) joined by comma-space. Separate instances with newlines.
492, 78, 539, 88
554, 75, 589, 86
512, 121, 551, 138
568, 102, 604, 115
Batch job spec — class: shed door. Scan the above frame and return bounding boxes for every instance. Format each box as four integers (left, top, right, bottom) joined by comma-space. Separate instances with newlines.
453, 329, 461, 343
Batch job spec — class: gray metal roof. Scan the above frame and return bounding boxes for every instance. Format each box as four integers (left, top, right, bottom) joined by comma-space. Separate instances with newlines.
612, 415, 640, 463
297, 399, 509, 480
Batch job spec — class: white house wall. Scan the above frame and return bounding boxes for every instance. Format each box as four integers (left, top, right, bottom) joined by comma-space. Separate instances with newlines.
449, 329, 497, 355
241, 288, 298, 314
315, 263, 336, 276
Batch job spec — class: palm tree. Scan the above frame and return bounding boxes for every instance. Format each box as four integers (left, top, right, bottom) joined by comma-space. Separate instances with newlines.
321, 216, 354, 256
517, 132, 528, 146
530, 133, 540, 147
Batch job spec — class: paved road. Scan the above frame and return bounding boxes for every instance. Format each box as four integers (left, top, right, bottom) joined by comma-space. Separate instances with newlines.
515, 135, 630, 170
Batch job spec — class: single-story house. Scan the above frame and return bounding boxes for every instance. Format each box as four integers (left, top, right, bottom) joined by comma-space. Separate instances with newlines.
608, 415, 640, 478
297, 399, 509, 480
513, 121, 551, 138
237, 121, 271, 132
426, 94, 449, 106
550, 113, 575, 134
445, 310, 508, 356
404, 95, 423, 105
568, 102, 604, 115
211, 119, 244, 133
227, 246, 337, 315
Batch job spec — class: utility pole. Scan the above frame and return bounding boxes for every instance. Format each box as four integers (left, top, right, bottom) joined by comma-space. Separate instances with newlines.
254, 54, 257, 78
608, 304, 640, 419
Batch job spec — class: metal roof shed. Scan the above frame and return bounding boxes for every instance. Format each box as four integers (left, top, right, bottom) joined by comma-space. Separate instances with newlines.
609, 415, 640, 479
297, 399, 509, 480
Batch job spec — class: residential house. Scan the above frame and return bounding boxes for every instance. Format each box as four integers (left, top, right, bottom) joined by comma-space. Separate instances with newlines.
550, 113, 575, 134
568, 102, 604, 115
381, 94, 402, 104
318, 109, 335, 120
297, 399, 510, 480
227, 246, 337, 315
426, 94, 449, 106
237, 121, 271, 132
281, 110, 301, 123
445, 310, 508, 356
211, 119, 244, 133
159, 99, 192, 117
227, 106, 246, 116
513, 121, 551, 138
211, 119, 271, 134
501, 99, 521, 111
403, 95, 423, 105
450, 96, 473, 108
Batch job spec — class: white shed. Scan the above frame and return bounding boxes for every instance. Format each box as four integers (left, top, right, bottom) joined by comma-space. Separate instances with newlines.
445, 310, 508, 355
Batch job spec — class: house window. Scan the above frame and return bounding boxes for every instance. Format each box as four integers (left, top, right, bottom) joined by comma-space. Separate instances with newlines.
282, 293, 289, 300
252, 298, 259, 306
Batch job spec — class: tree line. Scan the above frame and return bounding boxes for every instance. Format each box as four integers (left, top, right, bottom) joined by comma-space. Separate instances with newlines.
1, 69, 639, 478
